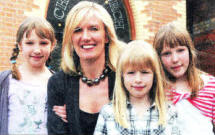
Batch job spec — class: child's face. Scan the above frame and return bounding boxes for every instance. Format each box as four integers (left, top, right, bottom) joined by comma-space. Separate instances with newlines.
160, 45, 189, 79
123, 67, 154, 101
19, 29, 54, 68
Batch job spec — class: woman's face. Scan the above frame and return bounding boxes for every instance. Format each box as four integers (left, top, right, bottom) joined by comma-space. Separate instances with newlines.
71, 15, 108, 61
19, 29, 54, 68
160, 45, 190, 79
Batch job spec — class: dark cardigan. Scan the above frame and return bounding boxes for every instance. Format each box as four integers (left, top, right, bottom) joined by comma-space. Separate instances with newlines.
0, 70, 11, 135
47, 70, 115, 135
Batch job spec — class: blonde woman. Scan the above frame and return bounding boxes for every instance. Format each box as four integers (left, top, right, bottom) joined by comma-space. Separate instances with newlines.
94, 40, 180, 135
153, 23, 214, 134
47, 1, 125, 135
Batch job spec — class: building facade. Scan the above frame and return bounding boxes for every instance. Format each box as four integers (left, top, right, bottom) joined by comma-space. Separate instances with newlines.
0, 0, 186, 71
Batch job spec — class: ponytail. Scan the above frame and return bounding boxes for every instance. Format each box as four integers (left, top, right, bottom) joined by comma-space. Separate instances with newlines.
10, 43, 21, 80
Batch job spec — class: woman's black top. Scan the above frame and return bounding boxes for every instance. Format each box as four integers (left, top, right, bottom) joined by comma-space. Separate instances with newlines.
47, 70, 115, 135
79, 110, 99, 135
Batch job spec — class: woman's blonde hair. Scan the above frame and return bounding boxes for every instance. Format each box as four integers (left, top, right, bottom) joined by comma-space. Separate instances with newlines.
11, 17, 56, 80
113, 40, 167, 128
153, 23, 203, 98
61, 1, 124, 74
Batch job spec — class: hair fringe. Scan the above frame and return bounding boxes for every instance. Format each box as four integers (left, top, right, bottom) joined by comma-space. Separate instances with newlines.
153, 23, 204, 98
113, 41, 167, 128
10, 17, 56, 79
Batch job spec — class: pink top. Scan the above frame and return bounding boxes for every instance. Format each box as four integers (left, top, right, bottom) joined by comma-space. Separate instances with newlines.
170, 74, 215, 124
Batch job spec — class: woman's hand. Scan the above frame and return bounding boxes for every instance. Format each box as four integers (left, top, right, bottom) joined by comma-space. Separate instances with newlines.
53, 104, 68, 123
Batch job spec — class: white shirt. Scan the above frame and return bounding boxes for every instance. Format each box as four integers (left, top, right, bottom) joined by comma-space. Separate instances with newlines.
176, 99, 214, 135
8, 76, 48, 135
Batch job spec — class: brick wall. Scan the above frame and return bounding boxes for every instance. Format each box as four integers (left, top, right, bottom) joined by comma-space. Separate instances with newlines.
129, 0, 186, 44
0, 0, 186, 71
0, 0, 48, 71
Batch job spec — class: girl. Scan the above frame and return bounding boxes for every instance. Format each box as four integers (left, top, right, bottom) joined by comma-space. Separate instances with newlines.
153, 23, 215, 134
0, 17, 56, 135
94, 40, 180, 135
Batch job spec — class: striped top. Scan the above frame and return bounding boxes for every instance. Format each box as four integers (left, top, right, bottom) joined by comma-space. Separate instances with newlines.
170, 74, 215, 124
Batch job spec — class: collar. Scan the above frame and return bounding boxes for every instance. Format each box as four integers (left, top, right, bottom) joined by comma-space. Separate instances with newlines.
126, 100, 156, 110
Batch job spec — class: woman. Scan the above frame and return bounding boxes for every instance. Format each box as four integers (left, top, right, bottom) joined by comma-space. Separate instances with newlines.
153, 23, 214, 135
47, 1, 125, 135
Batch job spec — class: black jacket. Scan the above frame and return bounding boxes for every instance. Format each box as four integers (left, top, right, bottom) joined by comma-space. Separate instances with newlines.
47, 70, 115, 135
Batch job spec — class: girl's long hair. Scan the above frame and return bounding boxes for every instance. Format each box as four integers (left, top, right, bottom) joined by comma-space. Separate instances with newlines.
153, 23, 203, 98
10, 17, 56, 80
113, 40, 167, 128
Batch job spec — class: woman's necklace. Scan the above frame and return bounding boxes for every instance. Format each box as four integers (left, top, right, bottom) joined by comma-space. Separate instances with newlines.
78, 66, 110, 86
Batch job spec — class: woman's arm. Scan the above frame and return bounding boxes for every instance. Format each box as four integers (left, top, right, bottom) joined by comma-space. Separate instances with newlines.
47, 73, 69, 135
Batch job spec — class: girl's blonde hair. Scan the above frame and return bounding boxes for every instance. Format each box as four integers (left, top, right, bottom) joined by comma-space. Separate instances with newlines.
10, 17, 56, 80
153, 23, 203, 98
61, 1, 124, 74
113, 40, 167, 128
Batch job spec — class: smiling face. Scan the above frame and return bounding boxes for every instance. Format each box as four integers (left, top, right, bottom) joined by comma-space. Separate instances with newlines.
161, 45, 189, 79
123, 66, 154, 101
71, 14, 108, 61
19, 30, 53, 68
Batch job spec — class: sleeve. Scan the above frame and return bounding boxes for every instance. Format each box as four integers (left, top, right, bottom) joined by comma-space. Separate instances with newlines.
205, 74, 215, 133
212, 93, 215, 132
212, 78, 215, 125
93, 108, 108, 135
203, 74, 215, 125
47, 73, 69, 135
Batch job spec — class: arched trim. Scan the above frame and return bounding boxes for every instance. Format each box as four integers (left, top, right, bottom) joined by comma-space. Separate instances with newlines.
123, 0, 136, 40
